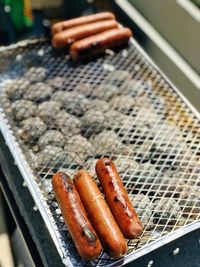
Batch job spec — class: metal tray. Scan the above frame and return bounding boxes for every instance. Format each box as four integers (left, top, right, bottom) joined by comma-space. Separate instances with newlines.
0, 38, 200, 267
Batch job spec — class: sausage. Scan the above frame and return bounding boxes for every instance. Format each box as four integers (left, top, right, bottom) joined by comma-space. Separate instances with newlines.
52, 172, 102, 260
74, 170, 127, 259
51, 12, 115, 35
52, 20, 118, 49
69, 27, 132, 61
95, 158, 143, 239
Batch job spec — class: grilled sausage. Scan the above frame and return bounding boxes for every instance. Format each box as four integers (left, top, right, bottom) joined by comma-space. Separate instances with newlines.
52, 172, 102, 260
69, 27, 132, 61
74, 170, 127, 259
52, 20, 118, 49
96, 158, 143, 239
51, 12, 115, 35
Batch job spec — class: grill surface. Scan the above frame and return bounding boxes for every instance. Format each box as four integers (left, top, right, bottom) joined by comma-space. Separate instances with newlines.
0, 38, 200, 267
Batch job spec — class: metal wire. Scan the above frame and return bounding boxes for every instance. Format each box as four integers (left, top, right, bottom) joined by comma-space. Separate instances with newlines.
0, 39, 200, 266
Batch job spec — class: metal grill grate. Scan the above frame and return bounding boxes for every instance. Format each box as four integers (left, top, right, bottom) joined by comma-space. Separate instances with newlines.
0, 38, 200, 267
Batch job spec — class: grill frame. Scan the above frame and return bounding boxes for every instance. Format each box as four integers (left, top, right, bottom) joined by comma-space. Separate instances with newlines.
0, 37, 200, 267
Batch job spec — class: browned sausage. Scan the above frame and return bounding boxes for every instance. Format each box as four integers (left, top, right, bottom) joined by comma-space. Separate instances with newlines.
52, 172, 102, 260
51, 12, 115, 35
74, 170, 127, 259
69, 27, 132, 61
95, 158, 143, 239
52, 20, 118, 49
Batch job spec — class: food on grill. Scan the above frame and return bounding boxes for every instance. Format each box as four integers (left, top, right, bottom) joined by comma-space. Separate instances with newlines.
18, 117, 47, 142
109, 95, 135, 115
52, 20, 118, 49
90, 130, 130, 156
64, 135, 94, 162
23, 82, 53, 102
52, 12, 115, 35
153, 198, 182, 225
48, 77, 66, 90
91, 84, 119, 101
81, 110, 105, 137
38, 101, 61, 124
107, 70, 132, 84
38, 130, 65, 150
24, 67, 47, 82
5, 79, 30, 101
52, 172, 102, 260
129, 193, 154, 230
55, 110, 81, 137
96, 158, 143, 239
11, 100, 37, 121
34, 146, 74, 169
51, 91, 89, 116
74, 170, 127, 258
70, 28, 132, 61
85, 99, 110, 113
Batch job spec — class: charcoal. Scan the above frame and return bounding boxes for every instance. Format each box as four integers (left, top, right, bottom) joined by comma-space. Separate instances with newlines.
23, 82, 53, 102
38, 100, 61, 124
12, 100, 36, 121
24, 67, 46, 82
65, 135, 94, 162
129, 193, 154, 229
91, 84, 119, 101
81, 110, 105, 137
109, 95, 135, 115
37, 130, 65, 150
153, 198, 182, 225
18, 117, 47, 142
90, 130, 130, 156
5, 79, 30, 101
55, 110, 81, 138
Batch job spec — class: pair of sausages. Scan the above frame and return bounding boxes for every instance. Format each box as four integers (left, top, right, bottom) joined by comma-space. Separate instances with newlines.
52, 158, 142, 260
51, 12, 132, 61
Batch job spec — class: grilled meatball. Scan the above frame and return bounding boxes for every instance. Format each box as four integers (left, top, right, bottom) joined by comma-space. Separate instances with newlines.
38, 101, 61, 124
12, 100, 37, 121
5, 79, 30, 101
37, 130, 65, 150
81, 110, 105, 137
130, 193, 154, 230
153, 198, 182, 225
91, 84, 119, 101
90, 130, 130, 156
55, 110, 81, 137
24, 67, 46, 82
109, 95, 135, 115
65, 135, 94, 162
19, 117, 47, 143
24, 82, 53, 102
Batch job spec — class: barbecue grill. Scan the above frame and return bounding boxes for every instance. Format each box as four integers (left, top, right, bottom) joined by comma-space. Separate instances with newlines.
0, 36, 200, 267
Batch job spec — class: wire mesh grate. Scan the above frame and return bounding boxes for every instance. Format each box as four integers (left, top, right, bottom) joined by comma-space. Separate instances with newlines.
0, 39, 200, 266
